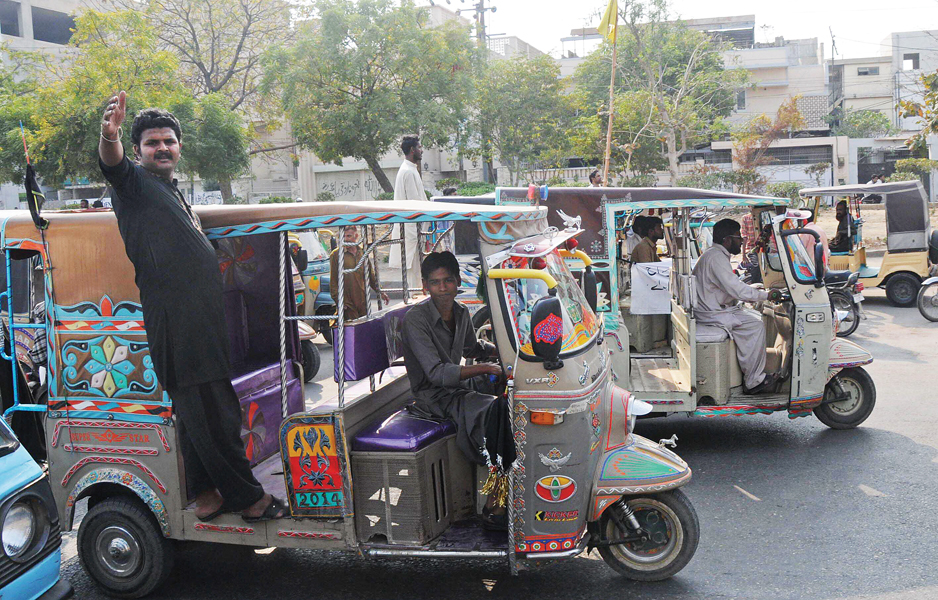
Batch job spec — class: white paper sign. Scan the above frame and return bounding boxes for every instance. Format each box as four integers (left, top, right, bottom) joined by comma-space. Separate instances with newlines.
630, 259, 672, 315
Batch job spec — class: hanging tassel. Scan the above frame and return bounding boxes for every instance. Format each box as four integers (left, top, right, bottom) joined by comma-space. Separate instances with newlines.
494, 471, 510, 507
480, 465, 499, 496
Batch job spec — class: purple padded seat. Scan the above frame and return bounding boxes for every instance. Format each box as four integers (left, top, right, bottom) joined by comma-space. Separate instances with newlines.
352, 409, 456, 453
334, 304, 411, 382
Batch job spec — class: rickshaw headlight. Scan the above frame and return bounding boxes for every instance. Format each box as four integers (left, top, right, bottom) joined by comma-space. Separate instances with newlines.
2, 503, 36, 558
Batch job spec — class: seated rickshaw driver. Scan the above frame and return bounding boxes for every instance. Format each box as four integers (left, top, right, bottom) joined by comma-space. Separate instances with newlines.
693, 219, 784, 395
401, 251, 516, 531
829, 200, 855, 253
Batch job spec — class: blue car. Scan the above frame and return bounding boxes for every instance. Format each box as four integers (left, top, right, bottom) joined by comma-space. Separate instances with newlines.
0, 419, 72, 600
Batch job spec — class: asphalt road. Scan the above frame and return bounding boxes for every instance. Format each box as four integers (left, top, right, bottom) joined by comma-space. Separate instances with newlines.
60, 288, 938, 600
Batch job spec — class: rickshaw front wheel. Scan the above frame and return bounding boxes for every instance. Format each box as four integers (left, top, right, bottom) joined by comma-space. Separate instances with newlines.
814, 367, 876, 429
598, 489, 699, 581
78, 496, 174, 599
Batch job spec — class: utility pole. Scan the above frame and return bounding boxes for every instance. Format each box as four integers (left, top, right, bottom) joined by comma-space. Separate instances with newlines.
457, 0, 497, 183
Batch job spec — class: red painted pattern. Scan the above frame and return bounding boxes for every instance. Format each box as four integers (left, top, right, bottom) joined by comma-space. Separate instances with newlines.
57, 320, 145, 332
63, 445, 159, 456
52, 420, 171, 450
59, 400, 171, 418
194, 523, 255, 535
61, 456, 167, 493
533, 313, 563, 344
277, 531, 339, 539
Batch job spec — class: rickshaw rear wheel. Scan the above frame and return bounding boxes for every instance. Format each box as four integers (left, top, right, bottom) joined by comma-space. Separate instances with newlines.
917, 282, 938, 322
885, 272, 920, 307
78, 496, 174, 599
598, 489, 699, 581
814, 367, 876, 429
301, 340, 321, 382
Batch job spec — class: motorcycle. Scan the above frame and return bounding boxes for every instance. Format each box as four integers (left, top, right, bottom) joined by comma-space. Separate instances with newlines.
825, 270, 864, 337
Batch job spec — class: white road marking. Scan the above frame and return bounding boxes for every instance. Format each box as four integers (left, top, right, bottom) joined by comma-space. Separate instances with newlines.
859, 484, 887, 497
734, 485, 762, 501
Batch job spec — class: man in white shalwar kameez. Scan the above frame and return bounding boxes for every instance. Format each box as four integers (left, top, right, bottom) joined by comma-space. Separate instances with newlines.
389, 135, 426, 295
693, 219, 783, 395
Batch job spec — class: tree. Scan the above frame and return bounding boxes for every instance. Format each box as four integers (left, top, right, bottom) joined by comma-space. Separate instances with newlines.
0, 10, 189, 187
573, 0, 746, 184
828, 107, 899, 138
731, 96, 805, 193
176, 93, 251, 200
263, 0, 475, 193
473, 55, 569, 185
886, 158, 938, 184
766, 181, 804, 202
803, 162, 830, 187
899, 69, 938, 153
569, 89, 666, 179
114, 0, 291, 114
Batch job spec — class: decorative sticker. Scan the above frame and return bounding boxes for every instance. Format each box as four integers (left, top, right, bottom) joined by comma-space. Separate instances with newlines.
535, 510, 579, 522
533, 312, 563, 344
281, 416, 349, 518
538, 448, 572, 472
534, 475, 577, 503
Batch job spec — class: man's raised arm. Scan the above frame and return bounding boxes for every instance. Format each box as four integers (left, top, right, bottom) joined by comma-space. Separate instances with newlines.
99, 91, 126, 167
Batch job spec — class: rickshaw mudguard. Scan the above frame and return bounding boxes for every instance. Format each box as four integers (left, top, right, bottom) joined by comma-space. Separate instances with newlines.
64, 468, 170, 536
828, 336, 873, 377
588, 434, 692, 521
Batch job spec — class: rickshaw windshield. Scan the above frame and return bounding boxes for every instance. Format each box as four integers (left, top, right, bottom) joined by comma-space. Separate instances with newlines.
0, 421, 18, 457
297, 231, 330, 261
501, 251, 600, 356
780, 219, 817, 284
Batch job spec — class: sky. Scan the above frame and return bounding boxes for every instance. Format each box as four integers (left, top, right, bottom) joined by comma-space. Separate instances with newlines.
437, 0, 938, 61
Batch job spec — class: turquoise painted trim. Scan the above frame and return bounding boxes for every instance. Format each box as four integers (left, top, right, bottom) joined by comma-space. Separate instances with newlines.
49, 395, 171, 407
203, 208, 544, 240
52, 410, 166, 424
0, 544, 62, 600
0, 443, 43, 501
597, 439, 686, 484
605, 197, 784, 210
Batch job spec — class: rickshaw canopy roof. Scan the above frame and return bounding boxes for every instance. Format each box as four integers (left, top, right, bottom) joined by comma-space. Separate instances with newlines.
497, 186, 784, 209
799, 181, 924, 197
800, 180, 929, 252
192, 200, 545, 238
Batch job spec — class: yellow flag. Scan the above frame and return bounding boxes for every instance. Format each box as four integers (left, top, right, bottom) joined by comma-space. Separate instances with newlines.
597, 0, 618, 42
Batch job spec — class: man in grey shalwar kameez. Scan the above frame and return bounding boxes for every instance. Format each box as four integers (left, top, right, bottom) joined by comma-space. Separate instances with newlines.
401, 252, 514, 529
693, 219, 783, 395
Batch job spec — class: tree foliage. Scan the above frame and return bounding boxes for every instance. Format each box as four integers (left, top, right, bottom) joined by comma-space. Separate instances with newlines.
0, 10, 187, 187
263, 0, 475, 193
828, 107, 899, 138
573, 0, 745, 183
730, 96, 805, 193
473, 55, 570, 185
899, 69, 938, 153
176, 93, 251, 199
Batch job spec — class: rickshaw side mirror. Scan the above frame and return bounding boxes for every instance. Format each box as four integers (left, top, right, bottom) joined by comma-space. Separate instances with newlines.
293, 249, 309, 273
814, 244, 826, 287
582, 266, 598, 314
330, 237, 337, 251
530, 295, 564, 370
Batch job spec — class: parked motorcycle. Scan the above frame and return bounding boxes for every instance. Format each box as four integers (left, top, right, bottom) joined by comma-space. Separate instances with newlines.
825, 270, 864, 337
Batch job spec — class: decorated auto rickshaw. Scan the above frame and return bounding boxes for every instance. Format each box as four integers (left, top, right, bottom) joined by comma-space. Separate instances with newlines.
491, 187, 876, 428
799, 181, 933, 307
1, 200, 699, 598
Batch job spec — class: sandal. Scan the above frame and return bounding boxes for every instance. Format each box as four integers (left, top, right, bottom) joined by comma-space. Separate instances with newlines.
242, 495, 288, 523
196, 503, 232, 523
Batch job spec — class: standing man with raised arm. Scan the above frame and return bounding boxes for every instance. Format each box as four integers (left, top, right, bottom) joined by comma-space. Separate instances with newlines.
98, 91, 285, 523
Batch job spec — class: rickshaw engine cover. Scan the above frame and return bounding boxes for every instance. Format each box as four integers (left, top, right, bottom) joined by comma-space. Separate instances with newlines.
351, 410, 473, 545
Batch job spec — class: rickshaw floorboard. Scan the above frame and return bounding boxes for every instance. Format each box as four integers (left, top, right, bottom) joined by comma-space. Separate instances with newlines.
434, 519, 509, 551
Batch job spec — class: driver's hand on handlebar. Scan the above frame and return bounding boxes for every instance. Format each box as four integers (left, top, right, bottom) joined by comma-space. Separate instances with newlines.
479, 363, 502, 377
767, 289, 784, 302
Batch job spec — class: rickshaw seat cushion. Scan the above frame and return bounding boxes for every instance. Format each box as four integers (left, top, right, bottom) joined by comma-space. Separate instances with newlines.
696, 324, 729, 344
351, 408, 456, 452
334, 304, 413, 382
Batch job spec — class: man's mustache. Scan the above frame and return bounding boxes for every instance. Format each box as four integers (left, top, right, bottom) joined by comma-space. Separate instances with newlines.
154, 152, 173, 160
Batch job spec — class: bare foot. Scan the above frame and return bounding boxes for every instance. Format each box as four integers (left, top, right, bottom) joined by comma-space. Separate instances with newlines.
194, 489, 224, 519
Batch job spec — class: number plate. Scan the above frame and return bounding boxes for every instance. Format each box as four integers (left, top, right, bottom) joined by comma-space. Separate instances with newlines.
853, 293, 865, 303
